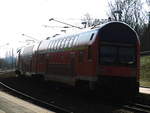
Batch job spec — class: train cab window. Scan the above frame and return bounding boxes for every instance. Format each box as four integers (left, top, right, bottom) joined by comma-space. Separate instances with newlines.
100, 44, 136, 66
100, 46, 117, 64
119, 47, 136, 65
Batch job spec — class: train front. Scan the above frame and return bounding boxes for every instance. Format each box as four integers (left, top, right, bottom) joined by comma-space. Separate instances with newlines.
97, 22, 140, 96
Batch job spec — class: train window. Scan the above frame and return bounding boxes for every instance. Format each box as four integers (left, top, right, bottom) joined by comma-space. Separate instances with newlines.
119, 47, 136, 65
54, 40, 58, 51
48, 41, 52, 51
56, 40, 60, 50
90, 33, 94, 41
51, 41, 56, 52
48, 41, 53, 51
65, 37, 71, 48
63, 38, 67, 49
71, 37, 75, 47
100, 46, 117, 64
79, 51, 84, 63
56, 40, 60, 51
60, 38, 66, 49
88, 46, 92, 60
52, 41, 56, 51
50, 41, 54, 52
73, 35, 78, 46
100, 45, 136, 66
59, 39, 62, 50
64, 38, 68, 48
63, 39, 67, 48
68, 38, 73, 48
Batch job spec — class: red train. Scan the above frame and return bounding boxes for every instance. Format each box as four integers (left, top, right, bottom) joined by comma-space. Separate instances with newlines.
16, 21, 140, 95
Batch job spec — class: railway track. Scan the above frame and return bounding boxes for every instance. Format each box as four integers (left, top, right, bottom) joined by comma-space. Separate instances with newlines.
0, 81, 73, 113
122, 103, 150, 113
0, 71, 150, 113
141, 51, 150, 56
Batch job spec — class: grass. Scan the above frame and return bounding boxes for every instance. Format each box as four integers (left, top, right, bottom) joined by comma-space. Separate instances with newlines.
140, 56, 150, 87
0, 71, 16, 79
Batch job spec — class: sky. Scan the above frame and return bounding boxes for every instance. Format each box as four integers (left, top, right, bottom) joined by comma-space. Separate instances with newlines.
0, 0, 108, 45
0, 0, 109, 57
0, 0, 148, 57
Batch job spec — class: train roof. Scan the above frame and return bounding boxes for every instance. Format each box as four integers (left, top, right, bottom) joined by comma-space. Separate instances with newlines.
21, 21, 139, 55
37, 28, 98, 54
97, 21, 139, 44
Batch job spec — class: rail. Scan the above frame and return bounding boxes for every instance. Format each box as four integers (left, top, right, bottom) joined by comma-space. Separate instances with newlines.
141, 51, 150, 56
122, 103, 150, 113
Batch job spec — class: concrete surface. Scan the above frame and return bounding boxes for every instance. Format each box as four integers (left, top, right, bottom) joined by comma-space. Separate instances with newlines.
140, 87, 150, 94
0, 91, 54, 113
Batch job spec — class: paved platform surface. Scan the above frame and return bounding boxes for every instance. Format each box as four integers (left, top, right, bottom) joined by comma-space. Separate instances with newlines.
140, 87, 150, 94
0, 91, 54, 113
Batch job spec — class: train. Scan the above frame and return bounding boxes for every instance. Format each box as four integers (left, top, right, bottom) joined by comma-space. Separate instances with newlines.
16, 21, 140, 96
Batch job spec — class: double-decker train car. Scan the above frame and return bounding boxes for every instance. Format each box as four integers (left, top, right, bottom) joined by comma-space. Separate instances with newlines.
16, 21, 140, 95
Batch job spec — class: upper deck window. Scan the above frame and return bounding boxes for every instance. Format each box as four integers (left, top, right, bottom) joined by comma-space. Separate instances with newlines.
48, 41, 52, 49
60, 38, 66, 49
90, 33, 94, 41
73, 35, 79, 46
68, 37, 75, 48
51, 41, 56, 52
65, 37, 71, 48
57, 39, 62, 50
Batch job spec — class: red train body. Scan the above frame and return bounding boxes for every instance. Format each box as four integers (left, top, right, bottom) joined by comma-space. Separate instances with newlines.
16, 22, 140, 95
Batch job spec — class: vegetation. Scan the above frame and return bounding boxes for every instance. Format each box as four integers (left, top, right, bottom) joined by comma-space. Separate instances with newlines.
140, 56, 150, 87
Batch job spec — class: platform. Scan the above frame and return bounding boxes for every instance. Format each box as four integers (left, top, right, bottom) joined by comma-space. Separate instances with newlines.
0, 91, 54, 113
140, 87, 150, 94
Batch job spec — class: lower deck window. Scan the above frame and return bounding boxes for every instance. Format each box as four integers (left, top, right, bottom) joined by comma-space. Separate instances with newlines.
88, 46, 92, 60
100, 45, 136, 66
79, 51, 84, 63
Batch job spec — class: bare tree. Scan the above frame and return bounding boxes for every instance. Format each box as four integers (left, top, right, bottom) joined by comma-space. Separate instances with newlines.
107, 0, 146, 36
81, 13, 93, 28
81, 13, 107, 28
146, 0, 150, 6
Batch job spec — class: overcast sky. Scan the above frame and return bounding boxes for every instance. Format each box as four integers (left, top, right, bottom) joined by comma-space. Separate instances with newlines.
0, 0, 108, 47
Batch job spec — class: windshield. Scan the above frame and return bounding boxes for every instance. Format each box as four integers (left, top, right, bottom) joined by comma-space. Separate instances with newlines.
100, 45, 136, 66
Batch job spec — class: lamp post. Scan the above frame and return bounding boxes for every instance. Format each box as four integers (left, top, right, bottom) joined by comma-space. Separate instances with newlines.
148, 12, 150, 25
